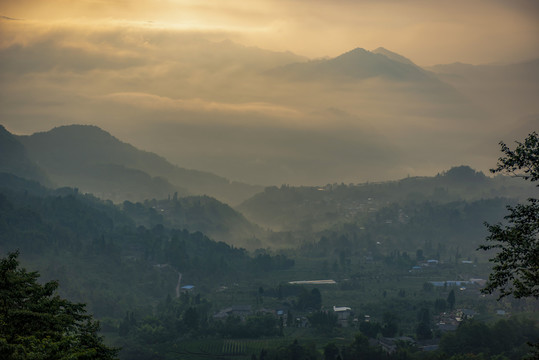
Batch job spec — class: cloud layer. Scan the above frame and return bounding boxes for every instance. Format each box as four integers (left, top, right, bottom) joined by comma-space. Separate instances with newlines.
3, 0, 538, 64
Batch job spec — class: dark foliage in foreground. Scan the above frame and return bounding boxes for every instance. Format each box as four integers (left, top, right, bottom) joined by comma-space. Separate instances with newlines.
0, 251, 118, 359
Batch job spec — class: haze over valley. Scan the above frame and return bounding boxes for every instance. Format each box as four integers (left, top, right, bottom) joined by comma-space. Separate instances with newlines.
1, 0, 538, 185
1, 1, 538, 359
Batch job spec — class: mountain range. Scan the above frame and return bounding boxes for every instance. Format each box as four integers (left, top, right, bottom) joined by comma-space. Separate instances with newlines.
3, 42, 538, 186
1, 121, 536, 250
15, 125, 262, 205
267, 47, 433, 82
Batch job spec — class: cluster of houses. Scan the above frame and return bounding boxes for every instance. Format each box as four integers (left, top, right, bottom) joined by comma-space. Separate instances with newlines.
213, 305, 254, 320
409, 259, 440, 272
209, 302, 509, 354
371, 307, 483, 353
211, 304, 353, 328
436, 308, 478, 332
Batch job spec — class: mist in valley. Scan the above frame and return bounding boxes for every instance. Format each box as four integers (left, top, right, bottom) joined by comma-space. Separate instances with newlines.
1, 1, 539, 359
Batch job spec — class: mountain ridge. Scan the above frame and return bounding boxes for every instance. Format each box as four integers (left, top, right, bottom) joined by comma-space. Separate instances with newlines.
237, 165, 536, 231
16, 124, 263, 204
267, 47, 433, 82
0, 125, 51, 186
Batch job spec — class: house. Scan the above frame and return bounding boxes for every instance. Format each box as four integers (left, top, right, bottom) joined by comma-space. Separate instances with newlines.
213, 305, 252, 320
378, 337, 415, 353
295, 316, 309, 328
333, 306, 352, 327
181, 285, 195, 293
459, 309, 477, 319
429, 280, 471, 287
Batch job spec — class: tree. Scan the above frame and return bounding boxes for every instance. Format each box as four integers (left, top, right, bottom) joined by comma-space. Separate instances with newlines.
479, 132, 539, 299
381, 312, 399, 337
359, 320, 381, 338
296, 288, 322, 311
308, 311, 337, 333
0, 251, 118, 359
447, 289, 456, 311
341, 334, 383, 360
434, 298, 447, 313
416, 308, 432, 340
323, 342, 340, 360
183, 307, 199, 330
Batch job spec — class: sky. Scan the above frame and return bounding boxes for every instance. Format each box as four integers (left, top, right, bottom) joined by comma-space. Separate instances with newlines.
1, 0, 538, 185
2, 0, 539, 65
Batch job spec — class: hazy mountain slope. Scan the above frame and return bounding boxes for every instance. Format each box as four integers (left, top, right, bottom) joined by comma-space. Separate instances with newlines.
0, 172, 50, 197
16, 125, 182, 203
267, 47, 433, 82
0, 178, 275, 318
427, 59, 539, 80
18, 125, 262, 204
237, 166, 536, 231
371, 47, 416, 66
0, 125, 51, 186
264, 47, 482, 125
123, 195, 265, 249
427, 59, 539, 122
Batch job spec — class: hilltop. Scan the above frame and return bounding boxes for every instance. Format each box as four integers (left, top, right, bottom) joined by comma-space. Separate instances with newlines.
16, 124, 263, 205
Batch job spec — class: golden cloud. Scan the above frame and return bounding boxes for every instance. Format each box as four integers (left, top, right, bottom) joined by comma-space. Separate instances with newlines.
100, 92, 302, 120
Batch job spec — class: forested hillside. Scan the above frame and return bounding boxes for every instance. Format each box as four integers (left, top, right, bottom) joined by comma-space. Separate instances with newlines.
0, 174, 291, 320
123, 195, 264, 249
1, 162, 537, 359
238, 166, 534, 231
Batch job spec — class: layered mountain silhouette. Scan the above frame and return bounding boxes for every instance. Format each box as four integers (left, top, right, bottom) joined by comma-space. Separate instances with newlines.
14, 125, 262, 204
238, 165, 536, 232
0, 125, 50, 186
267, 47, 433, 82
371, 47, 416, 66
427, 59, 539, 122
124, 194, 264, 249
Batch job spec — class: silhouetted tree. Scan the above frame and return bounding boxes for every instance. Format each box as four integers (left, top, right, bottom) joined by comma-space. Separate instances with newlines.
478, 132, 539, 359
479, 132, 539, 299
0, 251, 118, 359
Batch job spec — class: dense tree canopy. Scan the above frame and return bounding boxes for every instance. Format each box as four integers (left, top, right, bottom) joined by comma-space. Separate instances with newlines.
0, 251, 118, 359
479, 132, 539, 299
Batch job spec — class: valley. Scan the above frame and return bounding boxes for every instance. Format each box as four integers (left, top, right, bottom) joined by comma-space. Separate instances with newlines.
1, 4, 538, 357
0, 124, 537, 359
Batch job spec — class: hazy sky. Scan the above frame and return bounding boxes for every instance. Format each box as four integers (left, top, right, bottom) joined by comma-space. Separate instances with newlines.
1, 0, 538, 185
2, 0, 538, 65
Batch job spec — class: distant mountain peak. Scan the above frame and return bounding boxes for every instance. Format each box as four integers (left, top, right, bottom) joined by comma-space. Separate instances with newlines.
43, 124, 116, 139
372, 47, 416, 66
332, 47, 371, 61
268, 46, 429, 82
345, 47, 369, 54
325, 46, 428, 81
